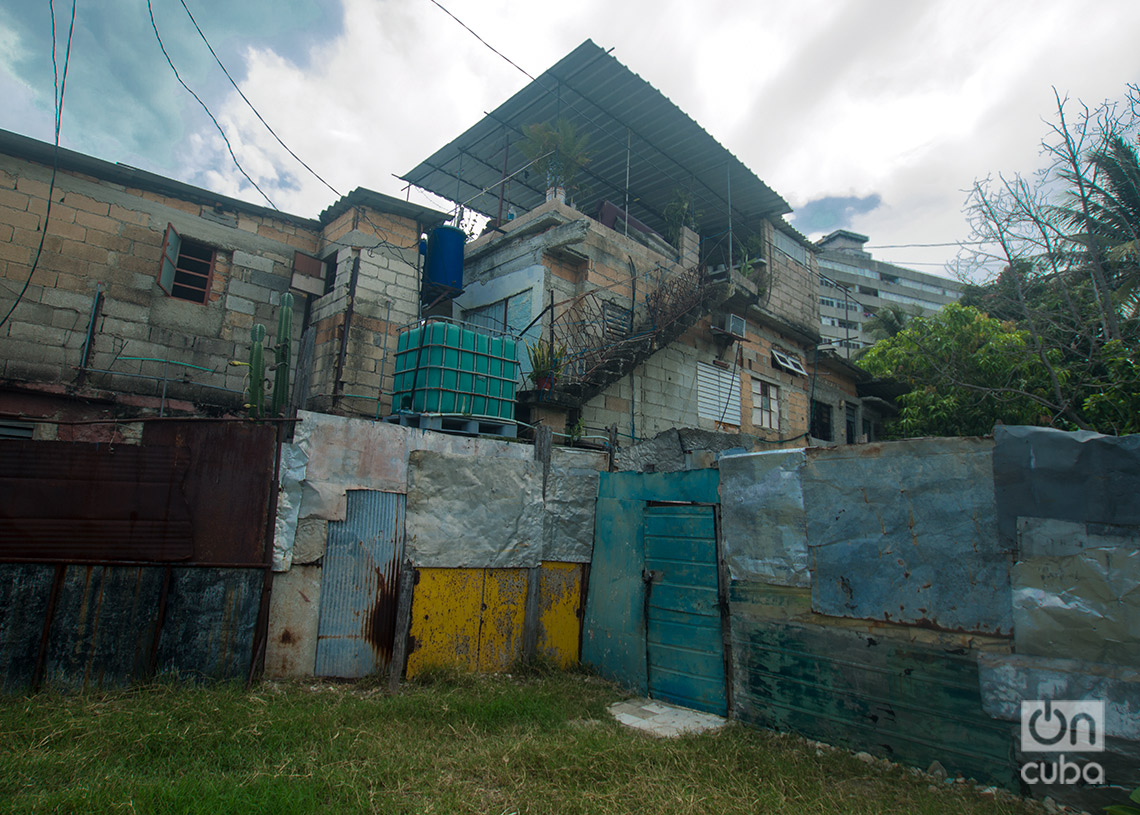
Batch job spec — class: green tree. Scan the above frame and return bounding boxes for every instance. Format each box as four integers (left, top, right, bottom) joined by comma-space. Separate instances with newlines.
860, 304, 1063, 437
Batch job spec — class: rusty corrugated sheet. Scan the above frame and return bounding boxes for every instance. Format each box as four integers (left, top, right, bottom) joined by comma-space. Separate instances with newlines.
314, 490, 405, 678
144, 422, 276, 566
0, 441, 193, 562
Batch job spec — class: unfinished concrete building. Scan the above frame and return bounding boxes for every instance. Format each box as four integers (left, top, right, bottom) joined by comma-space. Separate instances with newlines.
403, 40, 882, 449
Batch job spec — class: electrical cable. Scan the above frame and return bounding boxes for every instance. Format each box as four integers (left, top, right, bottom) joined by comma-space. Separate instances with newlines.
177, 0, 341, 201
147, 0, 277, 209
0, 0, 75, 333
178, 0, 426, 253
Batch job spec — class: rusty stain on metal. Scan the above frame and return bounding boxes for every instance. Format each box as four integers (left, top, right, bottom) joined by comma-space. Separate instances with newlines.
536, 561, 584, 668
0, 440, 193, 563
314, 490, 405, 678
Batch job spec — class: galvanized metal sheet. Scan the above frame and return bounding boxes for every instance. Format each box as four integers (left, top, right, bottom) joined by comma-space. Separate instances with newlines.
406, 567, 484, 677
1012, 548, 1140, 666
994, 425, 1140, 550
977, 652, 1140, 740
543, 458, 601, 564
718, 450, 809, 587
644, 504, 726, 716
144, 422, 277, 566
273, 442, 309, 572
0, 563, 56, 691
1018, 516, 1140, 558
405, 451, 544, 568
314, 490, 405, 678
155, 568, 262, 682
732, 615, 1018, 789
42, 565, 164, 689
0, 440, 193, 562
803, 439, 1011, 635
536, 562, 584, 668
293, 410, 533, 522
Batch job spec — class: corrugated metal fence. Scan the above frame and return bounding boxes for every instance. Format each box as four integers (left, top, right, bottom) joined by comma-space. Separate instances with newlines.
0, 421, 277, 691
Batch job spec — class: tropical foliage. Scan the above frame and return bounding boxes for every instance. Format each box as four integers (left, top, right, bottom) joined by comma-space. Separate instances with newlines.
866, 87, 1140, 438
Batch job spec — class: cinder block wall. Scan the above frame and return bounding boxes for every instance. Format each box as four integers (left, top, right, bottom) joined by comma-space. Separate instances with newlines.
0, 154, 313, 410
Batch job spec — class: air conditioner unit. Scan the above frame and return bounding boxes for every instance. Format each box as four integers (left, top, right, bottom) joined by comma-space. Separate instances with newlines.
725, 313, 747, 338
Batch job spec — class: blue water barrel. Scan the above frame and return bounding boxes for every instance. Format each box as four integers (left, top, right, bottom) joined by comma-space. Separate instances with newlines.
425, 225, 465, 290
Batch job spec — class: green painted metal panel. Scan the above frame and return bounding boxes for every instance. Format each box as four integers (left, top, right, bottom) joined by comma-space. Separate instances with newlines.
645, 504, 726, 715
730, 594, 1018, 788
581, 497, 647, 692
583, 470, 720, 695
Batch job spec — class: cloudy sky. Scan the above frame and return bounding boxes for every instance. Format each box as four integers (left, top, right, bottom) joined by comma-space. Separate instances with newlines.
3, 0, 1139, 279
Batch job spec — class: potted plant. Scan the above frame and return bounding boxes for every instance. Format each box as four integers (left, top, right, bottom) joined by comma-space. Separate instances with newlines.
526, 338, 566, 391
520, 118, 591, 204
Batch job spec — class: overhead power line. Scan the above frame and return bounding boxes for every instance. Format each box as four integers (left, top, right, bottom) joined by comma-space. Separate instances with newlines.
147, 0, 277, 209
0, 0, 75, 332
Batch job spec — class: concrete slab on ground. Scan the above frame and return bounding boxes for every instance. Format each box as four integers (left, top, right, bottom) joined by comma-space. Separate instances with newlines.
608, 697, 727, 738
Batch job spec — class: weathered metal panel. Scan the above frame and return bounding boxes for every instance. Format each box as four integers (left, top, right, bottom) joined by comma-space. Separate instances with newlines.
42, 565, 164, 689
155, 568, 262, 681
993, 426, 1140, 549
977, 652, 1140, 740
543, 457, 601, 563
0, 440, 193, 562
644, 505, 726, 715
314, 490, 405, 678
406, 567, 484, 677
731, 606, 1018, 788
1012, 547, 1140, 666
583, 470, 721, 693
478, 568, 528, 672
536, 562, 584, 668
405, 450, 544, 568
581, 497, 649, 693
273, 442, 309, 572
143, 421, 276, 566
0, 563, 56, 690
803, 439, 1011, 635
977, 652, 1140, 812
263, 565, 322, 679
718, 450, 808, 587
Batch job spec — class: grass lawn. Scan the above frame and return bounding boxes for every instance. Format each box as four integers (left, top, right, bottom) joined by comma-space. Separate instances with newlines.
0, 668, 1040, 814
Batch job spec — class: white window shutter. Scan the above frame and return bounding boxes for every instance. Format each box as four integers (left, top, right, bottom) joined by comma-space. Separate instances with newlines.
158, 223, 181, 295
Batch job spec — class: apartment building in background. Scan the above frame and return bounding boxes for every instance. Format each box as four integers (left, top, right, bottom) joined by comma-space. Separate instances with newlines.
814, 229, 962, 355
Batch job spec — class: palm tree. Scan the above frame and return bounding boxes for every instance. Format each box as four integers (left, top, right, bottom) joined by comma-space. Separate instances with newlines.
862, 303, 915, 342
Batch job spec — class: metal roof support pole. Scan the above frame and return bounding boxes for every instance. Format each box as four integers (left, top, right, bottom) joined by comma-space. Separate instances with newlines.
624, 128, 631, 237
726, 162, 733, 272
496, 127, 510, 226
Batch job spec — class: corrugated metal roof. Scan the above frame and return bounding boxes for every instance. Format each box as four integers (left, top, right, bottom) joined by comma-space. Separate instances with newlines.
402, 40, 790, 245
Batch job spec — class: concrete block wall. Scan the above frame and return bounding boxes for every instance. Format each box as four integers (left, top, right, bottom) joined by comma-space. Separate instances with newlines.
762, 220, 819, 335
304, 214, 424, 416
581, 315, 824, 447
0, 155, 314, 410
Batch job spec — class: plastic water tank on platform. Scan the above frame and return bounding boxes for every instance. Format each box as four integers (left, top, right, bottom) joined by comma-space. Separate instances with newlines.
392, 320, 519, 421
424, 225, 465, 292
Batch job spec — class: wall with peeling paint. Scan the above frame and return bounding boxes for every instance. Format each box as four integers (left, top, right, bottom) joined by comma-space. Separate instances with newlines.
716, 428, 1140, 812
266, 411, 604, 680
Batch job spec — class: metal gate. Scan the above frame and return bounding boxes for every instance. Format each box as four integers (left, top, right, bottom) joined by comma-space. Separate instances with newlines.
314, 490, 405, 678
643, 503, 726, 715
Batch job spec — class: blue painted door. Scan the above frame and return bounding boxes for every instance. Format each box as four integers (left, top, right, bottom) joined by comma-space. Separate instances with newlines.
643, 503, 726, 715
315, 490, 405, 678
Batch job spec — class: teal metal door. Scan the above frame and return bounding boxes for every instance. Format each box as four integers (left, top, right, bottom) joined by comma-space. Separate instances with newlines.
643, 503, 726, 715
